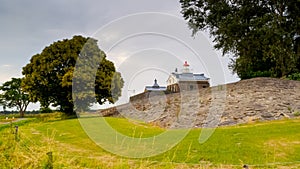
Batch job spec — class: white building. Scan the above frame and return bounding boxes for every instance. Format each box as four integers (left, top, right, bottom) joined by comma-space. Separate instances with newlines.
167, 61, 210, 92
144, 79, 167, 92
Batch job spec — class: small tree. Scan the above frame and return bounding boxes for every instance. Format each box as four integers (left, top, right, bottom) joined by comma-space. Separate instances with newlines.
0, 78, 30, 117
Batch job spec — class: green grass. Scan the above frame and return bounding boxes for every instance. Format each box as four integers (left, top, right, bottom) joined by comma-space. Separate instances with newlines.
105, 117, 165, 138
154, 120, 300, 165
0, 113, 300, 168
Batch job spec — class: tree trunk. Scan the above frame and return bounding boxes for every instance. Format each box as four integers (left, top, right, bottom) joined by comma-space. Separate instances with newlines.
61, 103, 75, 116
20, 110, 24, 118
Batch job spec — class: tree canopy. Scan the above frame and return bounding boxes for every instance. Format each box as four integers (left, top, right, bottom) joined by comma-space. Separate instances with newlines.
22, 35, 124, 114
0, 78, 30, 117
180, 0, 300, 79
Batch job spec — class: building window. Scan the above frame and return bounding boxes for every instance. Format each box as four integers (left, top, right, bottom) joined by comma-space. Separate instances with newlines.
190, 85, 194, 90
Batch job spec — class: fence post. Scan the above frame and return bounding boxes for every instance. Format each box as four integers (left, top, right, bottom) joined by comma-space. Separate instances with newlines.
46, 151, 53, 169
15, 125, 19, 141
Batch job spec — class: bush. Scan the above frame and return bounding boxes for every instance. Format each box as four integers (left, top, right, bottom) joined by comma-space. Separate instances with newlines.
37, 112, 63, 122
287, 73, 300, 81
294, 111, 300, 117
40, 108, 53, 114
241, 70, 271, 79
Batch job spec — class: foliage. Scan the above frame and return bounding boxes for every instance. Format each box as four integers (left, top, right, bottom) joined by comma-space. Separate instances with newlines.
294, 111, 300, 117
287, 72, 300, 81
0, 78, 30, 117
40, 107, 53, 114
180, 0, 300, 79
22, 35, 124, 114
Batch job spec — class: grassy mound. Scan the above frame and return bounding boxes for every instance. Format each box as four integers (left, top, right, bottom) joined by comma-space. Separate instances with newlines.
0, 114, 299, 168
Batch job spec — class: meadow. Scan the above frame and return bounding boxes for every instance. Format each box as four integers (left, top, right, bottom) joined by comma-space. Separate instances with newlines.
0, 113, 300, 168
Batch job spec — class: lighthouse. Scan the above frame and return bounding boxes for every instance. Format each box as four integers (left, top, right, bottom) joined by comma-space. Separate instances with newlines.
166, 60, 210, 92
182, 61, 191, 73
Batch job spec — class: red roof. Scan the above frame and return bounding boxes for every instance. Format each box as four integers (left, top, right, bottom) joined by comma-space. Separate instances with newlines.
183, 61, 189, 66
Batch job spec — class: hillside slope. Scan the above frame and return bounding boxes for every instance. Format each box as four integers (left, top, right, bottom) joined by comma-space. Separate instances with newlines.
100, 77, 300, 128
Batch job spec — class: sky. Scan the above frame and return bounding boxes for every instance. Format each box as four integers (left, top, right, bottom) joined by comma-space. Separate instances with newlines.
0, 0, 239, 110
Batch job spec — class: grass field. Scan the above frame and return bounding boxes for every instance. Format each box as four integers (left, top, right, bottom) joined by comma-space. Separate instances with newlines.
0, 113, 300, 168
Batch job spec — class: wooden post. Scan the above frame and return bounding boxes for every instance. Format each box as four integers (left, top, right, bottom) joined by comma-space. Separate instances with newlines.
15, 125, 19, 141
46, 152, 53, 169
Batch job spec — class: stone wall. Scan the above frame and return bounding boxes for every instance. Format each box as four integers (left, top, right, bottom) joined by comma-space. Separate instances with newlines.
99, 77, 300, 128
167, 81, 209, 93
129, 91, 170, 102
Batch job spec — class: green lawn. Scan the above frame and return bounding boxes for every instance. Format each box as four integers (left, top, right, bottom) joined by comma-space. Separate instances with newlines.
0, 114, 300, 168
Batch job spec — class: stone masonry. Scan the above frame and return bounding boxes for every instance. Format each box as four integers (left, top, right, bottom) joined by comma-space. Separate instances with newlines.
100, 77, 300, 128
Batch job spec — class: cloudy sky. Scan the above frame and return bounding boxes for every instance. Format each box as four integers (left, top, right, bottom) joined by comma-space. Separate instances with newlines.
0, 0, 239, 110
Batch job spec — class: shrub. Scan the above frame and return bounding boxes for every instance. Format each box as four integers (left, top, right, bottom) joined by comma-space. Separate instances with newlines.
40, 108, 53, 114
287, 73, 300, 81
294, 111, 300, 117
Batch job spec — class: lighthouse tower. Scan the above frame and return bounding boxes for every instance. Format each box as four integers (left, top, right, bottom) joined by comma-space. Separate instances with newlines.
182, 61, 191, 73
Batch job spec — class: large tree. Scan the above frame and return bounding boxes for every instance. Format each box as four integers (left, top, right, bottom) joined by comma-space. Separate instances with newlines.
0, 78, 30, 117
22, 35, 124, 114
180, 0, 300, 79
